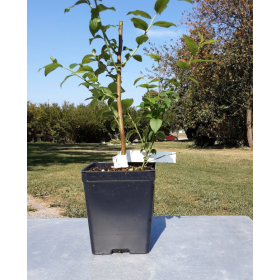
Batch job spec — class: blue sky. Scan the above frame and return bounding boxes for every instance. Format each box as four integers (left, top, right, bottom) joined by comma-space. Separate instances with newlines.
28, 0, 192, 107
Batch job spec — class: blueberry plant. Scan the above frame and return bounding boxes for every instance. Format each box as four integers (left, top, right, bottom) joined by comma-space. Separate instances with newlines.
39, 0, 216, 168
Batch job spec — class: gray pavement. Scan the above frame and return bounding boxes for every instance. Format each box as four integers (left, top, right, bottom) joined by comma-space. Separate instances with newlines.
27, 216, 253, 280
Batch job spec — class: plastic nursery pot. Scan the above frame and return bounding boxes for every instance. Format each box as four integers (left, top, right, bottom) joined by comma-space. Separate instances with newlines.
81, 162, 156, 255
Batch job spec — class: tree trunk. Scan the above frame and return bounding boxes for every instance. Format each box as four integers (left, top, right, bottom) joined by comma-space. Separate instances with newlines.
246, 86, 253, 148
116, 21, 126, 155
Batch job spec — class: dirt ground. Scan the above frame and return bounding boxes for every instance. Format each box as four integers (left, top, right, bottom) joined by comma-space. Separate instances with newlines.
27, 194, 68, 219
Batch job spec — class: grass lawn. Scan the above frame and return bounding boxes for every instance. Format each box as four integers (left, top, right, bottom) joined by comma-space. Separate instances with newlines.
27, 141, 253, 219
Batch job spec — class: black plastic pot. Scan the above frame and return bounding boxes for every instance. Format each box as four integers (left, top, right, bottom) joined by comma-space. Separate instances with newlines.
81, 162, 156, 255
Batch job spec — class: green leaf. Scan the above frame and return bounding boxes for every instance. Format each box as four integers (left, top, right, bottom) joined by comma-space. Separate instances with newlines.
186, 76, 199, 86
178, 0, 193, 3
148, 131, 154, 140
123, 115, 130, 124
130, 18, 148, 31
191, 59, 216, 63
123, 46, 133, 51
60, 74, 74, 88
144, 142, 151, 150
176, 61, 190, 70
89, 98, 99, 109
150, 78, 160, 83
89, 88, 101, 98
153, 21, 176, 28
85, 97, 94, 101
89, 35, 103, 45
82, 54, 95, 64
147, 54, 160, 62
78, 82, 90, 89
108, 82, 125, 94
147, 97, 160, 104
157, 131, 165, 140
151, 149, 157, 155
136, 35, 149, 45
138, 84, 158, 89
133, 77, 143, 85
89, 18, 101, 37
76, 65, 94, 73
90, 7, 99, 19
127, 10, 151, 19
64, 0, 88, 13
150, 118, 162, 134
143, 127, 149, 141
157, 131, 165, 139
103, 87, 113, 97
107, 97, 114, 106
95, 62, 106, 76
39, 63, 63, 76
201, 39, 218, 46
102, 110, 114, 118
101, 25, 110, 32
172, 93, 179, 101
85, 71, 95, 79
50, 56, 57, 63
163, 120, 170, 126
97, 4, 116, 12
69, 63, 78, 69
184, 35, 198, 56
126, 130, 136, 140
163, 98, 171, 107
198, 31, 203, 42
111, 120, 118, 131
134, 117, 141, 124
121, 98, 134, 110
125, 53, 130, 60
133, 55, 142, 62
88, 76, 98, 83
110, 102, 118, 112
154, 0, 170, 15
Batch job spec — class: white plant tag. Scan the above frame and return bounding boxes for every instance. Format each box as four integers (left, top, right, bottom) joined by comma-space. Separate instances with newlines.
112, 154, 128, 168
114, 150, 176, 164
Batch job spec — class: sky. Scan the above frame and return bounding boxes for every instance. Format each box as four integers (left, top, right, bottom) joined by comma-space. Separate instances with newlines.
27, 0, 193, 107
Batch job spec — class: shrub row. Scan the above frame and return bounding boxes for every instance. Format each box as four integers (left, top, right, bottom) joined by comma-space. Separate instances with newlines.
27, 101, 176, 143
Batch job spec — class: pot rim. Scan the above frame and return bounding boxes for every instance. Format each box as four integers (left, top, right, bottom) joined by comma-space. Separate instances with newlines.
81, 162, 156, 173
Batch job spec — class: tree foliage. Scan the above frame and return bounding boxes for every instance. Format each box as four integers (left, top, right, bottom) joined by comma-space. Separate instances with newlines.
144, 0, 253, 146
27, 102, 176, 143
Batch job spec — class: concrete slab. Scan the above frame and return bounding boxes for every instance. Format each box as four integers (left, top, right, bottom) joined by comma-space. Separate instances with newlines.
27, 216, 253, 280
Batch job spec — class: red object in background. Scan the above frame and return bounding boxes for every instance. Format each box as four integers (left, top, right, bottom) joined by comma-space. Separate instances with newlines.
157, 134, 178, 141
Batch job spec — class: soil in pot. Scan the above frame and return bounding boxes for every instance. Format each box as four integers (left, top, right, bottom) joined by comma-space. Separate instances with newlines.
88, 165, 155, 172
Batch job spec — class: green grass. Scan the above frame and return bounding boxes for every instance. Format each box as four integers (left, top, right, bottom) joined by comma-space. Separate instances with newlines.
27, 142, 253, 219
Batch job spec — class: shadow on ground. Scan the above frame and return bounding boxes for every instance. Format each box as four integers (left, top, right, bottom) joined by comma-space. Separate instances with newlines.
27, 143, 125, 169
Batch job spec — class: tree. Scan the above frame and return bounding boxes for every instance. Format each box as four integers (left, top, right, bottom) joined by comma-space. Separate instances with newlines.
145, 0, 253, 147
182, 0, 253, 146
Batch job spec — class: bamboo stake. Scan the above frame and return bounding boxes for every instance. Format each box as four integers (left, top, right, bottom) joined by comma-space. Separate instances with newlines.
116, 21, 126, 155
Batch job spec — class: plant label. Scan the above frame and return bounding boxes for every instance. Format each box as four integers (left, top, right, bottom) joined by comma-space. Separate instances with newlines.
112, 154, 129, 168
115, 150, 176, 164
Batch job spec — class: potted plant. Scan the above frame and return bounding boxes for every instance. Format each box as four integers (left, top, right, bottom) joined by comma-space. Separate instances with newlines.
39, 0, 216, 254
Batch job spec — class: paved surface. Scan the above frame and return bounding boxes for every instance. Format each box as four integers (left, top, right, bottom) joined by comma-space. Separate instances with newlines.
27, 216, 253, 280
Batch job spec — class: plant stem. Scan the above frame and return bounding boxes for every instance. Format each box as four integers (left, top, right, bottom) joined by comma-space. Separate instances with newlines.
158, 60, 161, 97
116, 21, 126, 155
63, 67, 94, 88
102, 31, 118, 73
122, 13, 158, 65
127, 113, 143, 143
